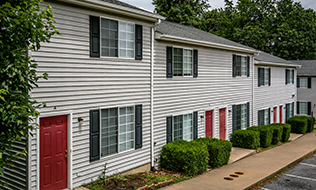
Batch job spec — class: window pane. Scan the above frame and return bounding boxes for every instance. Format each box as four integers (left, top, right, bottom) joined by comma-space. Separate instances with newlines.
241, 104, 247, 129
119, 106, 134, 152
173, 48, 183, 76
118, 22, 134, 58
236, 56, 241, 76
264, 68, 269, 85
183, 114, 193, 141
300, 77, 308, 88
300, 102, 307, 115
101, 18, 118, 57
173, 115, 183, 141
241, 56, 247, 76
264, 109, 269, 125
183, 49, 193, 76
101, 108, 118, 156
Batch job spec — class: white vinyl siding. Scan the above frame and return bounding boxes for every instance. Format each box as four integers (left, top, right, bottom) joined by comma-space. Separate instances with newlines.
101, 18, 134, 58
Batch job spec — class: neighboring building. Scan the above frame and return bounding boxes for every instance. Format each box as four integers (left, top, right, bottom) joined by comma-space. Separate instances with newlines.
152, 21, 258, 165
254, 52, 300, 126
291, 60, 316, 118
0, 0, 301, 189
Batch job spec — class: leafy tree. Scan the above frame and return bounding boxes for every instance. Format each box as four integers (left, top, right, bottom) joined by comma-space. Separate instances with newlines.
0, 0, 59, 177
152, 0, 211, 28
203, 0, 316, 60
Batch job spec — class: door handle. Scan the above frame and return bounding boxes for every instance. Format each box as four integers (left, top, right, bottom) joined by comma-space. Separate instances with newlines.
65, 155, 69, 158
65, 149, 68, 158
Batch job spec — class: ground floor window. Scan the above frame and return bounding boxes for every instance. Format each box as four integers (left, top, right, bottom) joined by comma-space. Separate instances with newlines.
233, 102, 250, 131
258, 108, 270, 126
297, 101, 312, 115
173, 114, 193, 141
286, 102, 294, 120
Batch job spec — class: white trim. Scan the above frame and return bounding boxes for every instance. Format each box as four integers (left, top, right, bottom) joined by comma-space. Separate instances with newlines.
285, 174, 316, 182
155, 33, 258, 54
172, 47, 194, 77
57, 0, 164, 21
254, 60, 301, 68
36, 111, 73, 190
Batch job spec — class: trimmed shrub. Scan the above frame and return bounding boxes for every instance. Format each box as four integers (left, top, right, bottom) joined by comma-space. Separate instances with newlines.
230, 129, 260, 149
269, 123, 291, 142
160, 140, 209, 176
305, 116, 315, 133
247, 126, 273, 148
287, 116, 308, 134
194, 137, 232, 168
268, 124, 283, 144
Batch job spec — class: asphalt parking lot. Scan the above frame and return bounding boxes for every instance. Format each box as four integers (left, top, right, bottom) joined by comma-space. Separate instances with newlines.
260, 153, 316, 190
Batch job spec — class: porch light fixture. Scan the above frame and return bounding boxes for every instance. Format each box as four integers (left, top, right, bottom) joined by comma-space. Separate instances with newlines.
78, 117, 84, 125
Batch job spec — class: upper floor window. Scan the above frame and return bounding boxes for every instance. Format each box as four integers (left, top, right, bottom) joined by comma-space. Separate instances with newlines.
258, 67, 271, 86
233, 54, 250, 77
258, 108, 270, 126
166, 112, 198, 143
297, 77, 311, 88
233, 102, 250, 131
167, 47, 198, 78
89, 16, 143, 60
285, 69, 294, 84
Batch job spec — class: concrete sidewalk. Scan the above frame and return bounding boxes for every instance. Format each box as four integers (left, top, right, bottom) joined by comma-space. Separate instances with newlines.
162, 130, 316, 190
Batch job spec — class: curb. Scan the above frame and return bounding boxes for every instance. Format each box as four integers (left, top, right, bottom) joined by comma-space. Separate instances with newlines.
245, 148, 316, 190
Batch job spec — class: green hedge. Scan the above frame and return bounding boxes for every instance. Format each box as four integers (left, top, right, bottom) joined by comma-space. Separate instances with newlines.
267, 124, 283, 144
305, 116, 315, 133
194, 137, 232, 168
269, 123, 291, 142
230, 129, 260, 149
160, 140, 209, 176
247, 126, 273, 148
287, 116, 308, 134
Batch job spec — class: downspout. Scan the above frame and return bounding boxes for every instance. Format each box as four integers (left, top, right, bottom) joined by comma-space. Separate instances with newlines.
150, 19, 161, 171
252, 52, 259, 126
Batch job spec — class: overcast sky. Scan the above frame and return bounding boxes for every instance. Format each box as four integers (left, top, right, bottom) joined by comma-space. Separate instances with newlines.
122, 0, 316, 12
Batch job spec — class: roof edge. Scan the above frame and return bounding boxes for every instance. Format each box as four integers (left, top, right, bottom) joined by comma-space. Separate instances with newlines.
56, 0, 165, 22
254, 60, 301, 68
155, 33, 258, 54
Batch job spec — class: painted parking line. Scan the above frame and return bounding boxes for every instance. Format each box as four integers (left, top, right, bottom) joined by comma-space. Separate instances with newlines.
261, 188, 272, 190
300, 163, 316, 168
285, 174, 316, 182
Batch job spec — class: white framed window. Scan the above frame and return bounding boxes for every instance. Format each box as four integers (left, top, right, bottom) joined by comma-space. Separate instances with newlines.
100, 18, 135, 58
264, 69, 269, 85
235, 103, 249, 130
258, 67, 270, 86
101, 106, 135, 156
173, 114, 193, 141
300, 102, 307, 115
173, 48, 193, 77
286, 69, 294, 84
235, 55, 248, 77
298, 77, 308, 88
258, 108, 270, 126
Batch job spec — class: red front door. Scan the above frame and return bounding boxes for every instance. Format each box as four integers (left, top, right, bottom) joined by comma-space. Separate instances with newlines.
273, 107, 277, 123
205, 110, 213, 137
40, 115, 68, 190
279, 106, 283, 123
219, 108, 226, 140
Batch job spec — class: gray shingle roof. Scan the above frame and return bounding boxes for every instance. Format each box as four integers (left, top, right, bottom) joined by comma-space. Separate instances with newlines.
254, 51, 294, 65
100, 0, 153, 13
155, 21, 257, 51
290, 60, 316, 76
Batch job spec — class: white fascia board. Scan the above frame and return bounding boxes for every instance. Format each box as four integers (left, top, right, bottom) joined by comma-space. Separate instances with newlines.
254, 60, 301, 68
155, 33, 259, 54
56, 0, 165, 22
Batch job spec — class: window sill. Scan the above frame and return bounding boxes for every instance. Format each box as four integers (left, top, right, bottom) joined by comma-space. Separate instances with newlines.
97, 147, 142, 161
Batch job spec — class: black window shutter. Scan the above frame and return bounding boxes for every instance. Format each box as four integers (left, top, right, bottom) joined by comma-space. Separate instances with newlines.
285, 69, 289, 84
291, 70, 294, 84
297, 102, 300, 114
258, 67, 261, 87
135, 25, 143, 60
268, 108, 271, 124
193, 111, 198, 139
232, 105, 237, 132
247, 56, 250, 77
268, 68, 271, 86
292, 102, 294, 117
258, 110, 261, 126
308, 77, 312, 88
232, 54, 237, 77
247, 102, 250, 128
297, 78, 300, 88
90, 109, 100, 162
166, 47, 173, 78
135, 104, 143, 149
90, 16, 100, 57
308, 102, 312, 115
193, 49, 198, 77
166, 116, 173, 143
